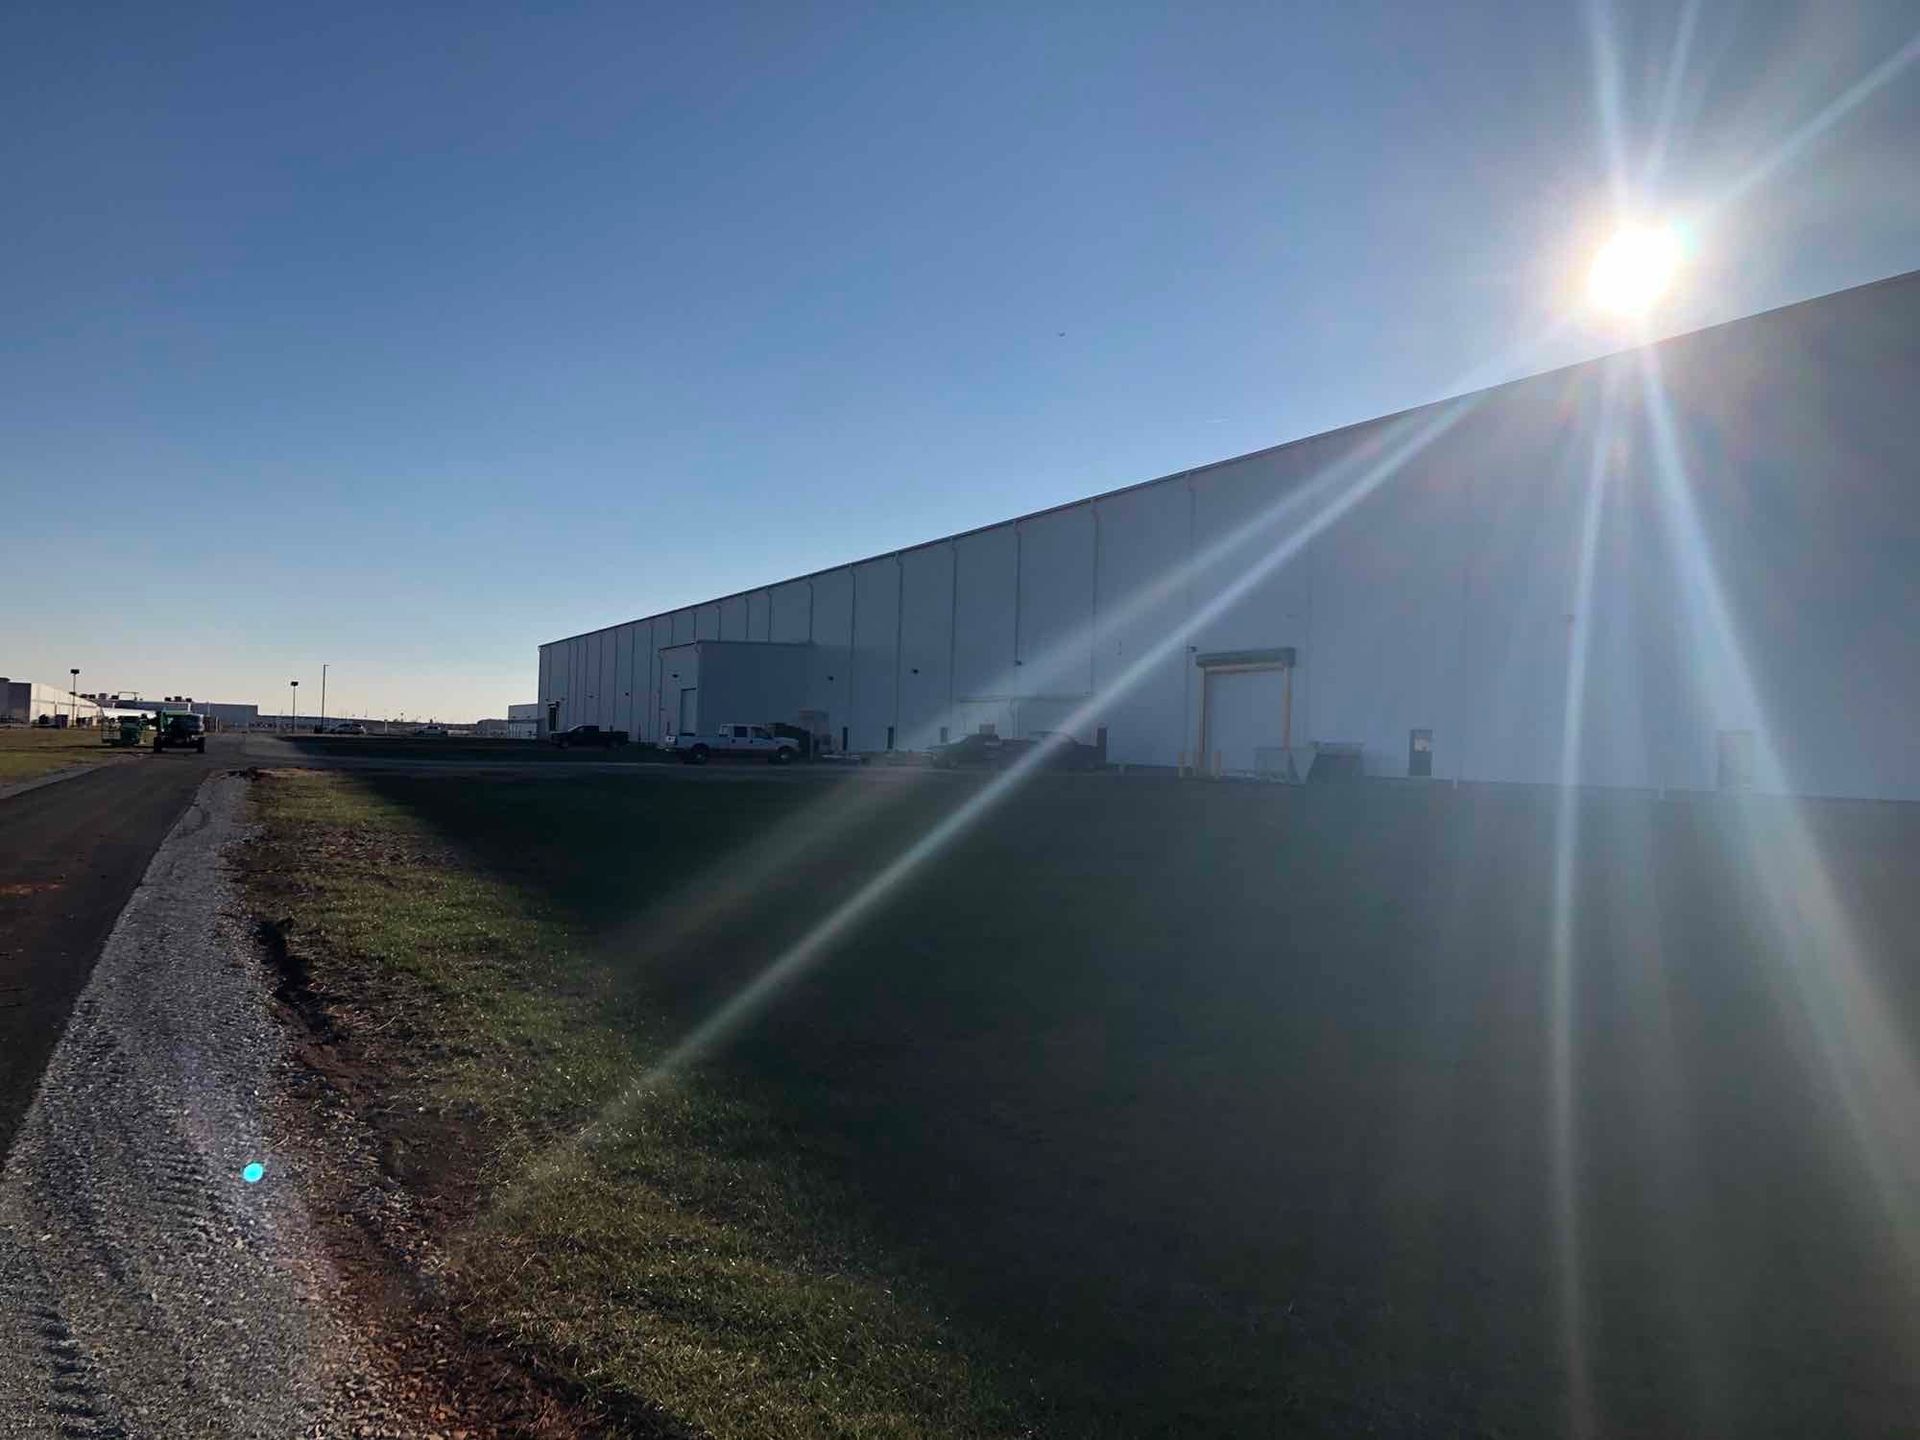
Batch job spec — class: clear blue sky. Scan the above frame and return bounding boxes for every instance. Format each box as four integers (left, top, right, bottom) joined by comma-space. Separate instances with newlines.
4, 2, 1914, 721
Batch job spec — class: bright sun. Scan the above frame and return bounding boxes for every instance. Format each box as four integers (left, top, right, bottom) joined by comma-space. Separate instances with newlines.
1587, 222, 1685, 318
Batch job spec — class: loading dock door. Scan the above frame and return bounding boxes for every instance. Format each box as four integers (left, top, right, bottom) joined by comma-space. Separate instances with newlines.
678, 687, 697, 734
1203, 668, 1290, 775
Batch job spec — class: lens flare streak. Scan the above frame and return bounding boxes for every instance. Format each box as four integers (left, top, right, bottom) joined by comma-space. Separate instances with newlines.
1546, 362, 1623, 1439
1634, 348, 1920, 1273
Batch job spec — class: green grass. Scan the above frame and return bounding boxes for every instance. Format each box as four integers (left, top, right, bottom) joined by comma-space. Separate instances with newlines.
242, 767, 1920, 1438
0, 725, 118, 783
243, 772, 1028, 1439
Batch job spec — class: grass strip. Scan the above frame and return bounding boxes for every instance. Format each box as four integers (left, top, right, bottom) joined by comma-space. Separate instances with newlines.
240, 770, 1027, 1440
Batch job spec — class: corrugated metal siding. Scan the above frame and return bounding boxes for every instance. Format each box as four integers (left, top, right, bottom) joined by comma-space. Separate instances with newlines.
808, 570, 853, 740
1090, 482, 1191, 767
851, 557, 899, 750
898, 543, 956, 749
952, 526, 1017, 701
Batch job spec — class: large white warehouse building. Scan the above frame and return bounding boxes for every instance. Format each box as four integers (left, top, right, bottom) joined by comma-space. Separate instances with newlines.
540, 272, 1917, 801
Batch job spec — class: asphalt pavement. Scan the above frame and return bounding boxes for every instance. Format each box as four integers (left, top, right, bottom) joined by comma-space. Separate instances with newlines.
0, 736, 230, 1159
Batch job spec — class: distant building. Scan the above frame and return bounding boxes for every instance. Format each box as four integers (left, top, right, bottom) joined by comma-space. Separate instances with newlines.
477, 707, 540, 739
93, 695, 260, 730
2, 678, 104, 727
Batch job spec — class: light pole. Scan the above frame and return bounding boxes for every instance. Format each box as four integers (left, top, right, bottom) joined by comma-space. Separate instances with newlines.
320, 664, 328, 734
289, 680, 298, 734
69, 668, 79, 728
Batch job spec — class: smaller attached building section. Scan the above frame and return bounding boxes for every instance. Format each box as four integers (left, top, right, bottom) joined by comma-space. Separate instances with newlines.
657, 642, 815, 744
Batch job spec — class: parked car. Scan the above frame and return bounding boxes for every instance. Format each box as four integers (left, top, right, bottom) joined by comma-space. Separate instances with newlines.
664, 723, 799, 765
1026, 730, 1103, 770
152, 712, 206, 754
411, 724, 449, 738
551, 724, 629, 749
332, 721, 366, 735
932, 730, 1100, 771
930, 731, 1022, 769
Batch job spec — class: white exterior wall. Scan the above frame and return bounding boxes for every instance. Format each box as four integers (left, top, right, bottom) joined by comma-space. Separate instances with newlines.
951, 525, 1018, 738
614, 622, 636, 737
770, 581, 811, 642
694, 642, 812, 732
808, 570, 854, 748
0, 682, 105, 726
898, 544, 956, 748
1012, 507, 1096, 738
539, 274, 1920, 800
1090, 481, 1192, 767
851, 558, 900, 750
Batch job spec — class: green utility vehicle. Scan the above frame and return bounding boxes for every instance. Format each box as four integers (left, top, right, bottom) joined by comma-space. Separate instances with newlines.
102, 716, 150, 747
153, 710, 207, 754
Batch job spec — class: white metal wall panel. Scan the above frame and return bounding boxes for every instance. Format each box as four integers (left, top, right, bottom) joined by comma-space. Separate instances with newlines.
1578, 433, 1704, 792
614, 624, 636, 736
1633, 288, 1916, 800
700, 643, 811, 728
671, 609, 696, 645
898, 544, 956, 748
1189, 454, 1314, 655
1305, 415, 1486, 776
747, 590, 771, 641
1091, 484, 1192, 767
660, 644, 700, 734
952, 526, 1017, 700
807, 568, 854, 744
1450, 391, 1585, 785
1013, 508, 1096, 710
595, 630, 613, 728
575, 633, 589, 726
603, 629, 620, 729
645, 617, 673, 742
850, 557, 900, 750
564, 639, 579, 728
720, 594, 748, 640
770, 581, 811, 642
579, 636, 592, 726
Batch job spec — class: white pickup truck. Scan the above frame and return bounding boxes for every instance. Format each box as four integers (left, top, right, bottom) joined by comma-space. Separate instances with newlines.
664, 722, 799, 765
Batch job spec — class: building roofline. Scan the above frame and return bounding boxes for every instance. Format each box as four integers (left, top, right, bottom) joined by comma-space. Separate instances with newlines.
541, 267, 1920, 650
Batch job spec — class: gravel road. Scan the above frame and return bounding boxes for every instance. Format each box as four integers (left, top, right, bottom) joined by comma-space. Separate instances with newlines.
0, 774, 404, 1437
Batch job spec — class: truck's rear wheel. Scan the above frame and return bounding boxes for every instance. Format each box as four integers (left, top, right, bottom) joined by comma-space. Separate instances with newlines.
690, 745, 710, 765
769, 747, 791, 765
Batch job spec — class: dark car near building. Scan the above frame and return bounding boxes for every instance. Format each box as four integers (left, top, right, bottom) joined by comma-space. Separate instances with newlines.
931, 730, 1100, 771
551, 724, 628, 749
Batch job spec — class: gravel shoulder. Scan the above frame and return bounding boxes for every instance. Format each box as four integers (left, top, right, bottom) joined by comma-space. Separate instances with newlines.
0, 774, 423, 1437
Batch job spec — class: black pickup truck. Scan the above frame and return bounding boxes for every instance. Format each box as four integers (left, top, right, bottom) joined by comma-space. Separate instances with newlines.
550, 724, 628, 750
153, 712, 206, 754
